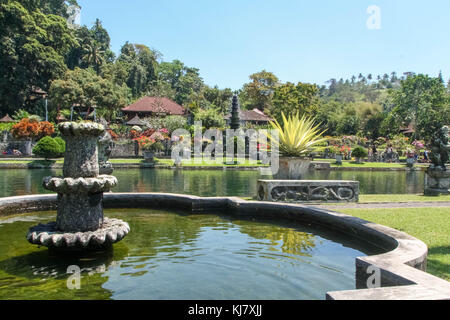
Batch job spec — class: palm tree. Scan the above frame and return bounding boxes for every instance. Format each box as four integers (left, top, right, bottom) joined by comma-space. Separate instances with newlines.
82, 42, 105, 75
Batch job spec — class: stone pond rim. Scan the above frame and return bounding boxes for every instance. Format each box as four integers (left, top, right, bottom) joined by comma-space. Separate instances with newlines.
1, 193, 449, 300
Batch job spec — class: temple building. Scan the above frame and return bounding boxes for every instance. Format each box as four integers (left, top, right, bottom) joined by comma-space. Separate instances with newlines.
121, 97, 187, 121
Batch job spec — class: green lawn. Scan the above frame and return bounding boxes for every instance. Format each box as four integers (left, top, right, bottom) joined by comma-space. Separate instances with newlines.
325, 160, 428, 169
339, 207, 450, 281
1, 157, 432, 169
359, 194, 450, 202
154, 158, 269, 167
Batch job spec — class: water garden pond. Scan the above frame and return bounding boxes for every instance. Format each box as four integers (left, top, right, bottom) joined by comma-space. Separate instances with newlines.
0, 168, 425, 198
0, 209, 383, 300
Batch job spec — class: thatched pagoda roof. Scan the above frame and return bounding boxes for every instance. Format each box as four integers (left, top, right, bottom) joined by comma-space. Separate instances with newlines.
0, 114, 14, 123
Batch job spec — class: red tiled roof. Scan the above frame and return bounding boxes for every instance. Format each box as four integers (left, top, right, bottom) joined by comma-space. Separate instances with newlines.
122, 97, 185, 115
225, 109, 273, 122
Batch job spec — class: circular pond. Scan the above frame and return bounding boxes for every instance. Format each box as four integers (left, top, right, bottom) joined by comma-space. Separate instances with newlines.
0, 208, 384, 300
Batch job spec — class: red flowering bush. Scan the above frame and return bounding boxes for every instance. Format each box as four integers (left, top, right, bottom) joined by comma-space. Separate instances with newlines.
330, 145, 351, 156
133, 136, 156, 150
11, 118, 54, 140
129, 129, 140, 139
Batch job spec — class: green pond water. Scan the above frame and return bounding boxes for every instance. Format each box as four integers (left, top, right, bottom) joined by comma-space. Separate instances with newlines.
0, 209, 384, 300
0, 168, 425, 198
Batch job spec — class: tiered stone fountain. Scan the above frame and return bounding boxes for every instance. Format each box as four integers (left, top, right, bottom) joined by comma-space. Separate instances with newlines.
27, 122, 130, 252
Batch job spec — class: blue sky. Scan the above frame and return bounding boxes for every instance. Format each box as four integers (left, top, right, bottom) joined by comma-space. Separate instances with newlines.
77, 0, 450, 90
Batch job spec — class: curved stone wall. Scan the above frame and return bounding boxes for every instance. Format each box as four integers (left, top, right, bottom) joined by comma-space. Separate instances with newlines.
0, 193, 449, 300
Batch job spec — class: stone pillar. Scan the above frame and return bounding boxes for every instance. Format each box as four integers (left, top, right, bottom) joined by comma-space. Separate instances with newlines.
59, 123, 104, 178
24, 140, 32, 156
49, 122, 114, 232
56, 192, 103, 232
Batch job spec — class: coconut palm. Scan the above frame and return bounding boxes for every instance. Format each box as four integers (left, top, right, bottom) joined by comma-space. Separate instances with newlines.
82, 42, 105, 75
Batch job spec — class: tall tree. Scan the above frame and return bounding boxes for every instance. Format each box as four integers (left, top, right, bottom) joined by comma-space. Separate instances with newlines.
49, 68, 129, 120
20, 0, 79, 18
271, 82, 320, 123
82, 41, 105, 75
0, 1, 77, 115
240, 70, 279, 111
387, 74, 449, 142
158, 60, 204, 105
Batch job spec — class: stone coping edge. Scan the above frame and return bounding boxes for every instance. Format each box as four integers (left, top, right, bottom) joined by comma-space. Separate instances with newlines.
0, 193, 449, 300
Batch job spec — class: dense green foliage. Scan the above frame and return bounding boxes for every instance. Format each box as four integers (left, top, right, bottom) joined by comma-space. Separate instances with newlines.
49, 67, 129, 121
351, 146, 368, 159
0, 0, 77, 114
194, 108, 226, 129
53, 136, 66, 154
32, 136, 65, 159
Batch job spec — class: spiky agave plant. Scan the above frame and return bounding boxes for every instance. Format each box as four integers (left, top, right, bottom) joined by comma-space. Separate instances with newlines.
265, 112, 328, 157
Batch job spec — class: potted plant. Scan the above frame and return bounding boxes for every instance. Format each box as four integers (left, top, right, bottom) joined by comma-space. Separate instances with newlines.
265, 112, 328, 179
405, 148, 415, 168
351, 146, 368, 164
134, 136, 157, 162
330, 145, 350, 165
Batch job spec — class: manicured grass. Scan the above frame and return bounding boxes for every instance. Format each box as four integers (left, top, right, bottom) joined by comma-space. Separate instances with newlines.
154, 158, 269, 167
110, 159, 143, 164
339, 207, 450, 281
0, 158, 269, 167
316, 158, 429, 168
329, 160, 427, 168
359, 194, 450, 203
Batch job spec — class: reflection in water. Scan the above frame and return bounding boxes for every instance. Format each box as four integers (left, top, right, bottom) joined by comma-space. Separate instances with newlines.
0, 168, 425, 198
0, 209, 382, 300
234, 222, 316, 256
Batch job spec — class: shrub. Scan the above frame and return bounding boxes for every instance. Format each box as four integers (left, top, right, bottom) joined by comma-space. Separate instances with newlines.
33, 137, 64, 159
352, 146, 368, 159
53, 137, 66, 155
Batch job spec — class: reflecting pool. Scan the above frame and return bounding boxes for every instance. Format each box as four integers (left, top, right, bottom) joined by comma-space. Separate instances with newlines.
0, 168, 425, 198
0, 209, 383, 300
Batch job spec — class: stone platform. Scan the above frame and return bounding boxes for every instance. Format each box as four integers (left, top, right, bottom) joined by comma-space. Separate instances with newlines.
424, 169, 450, 196
257, 180, 359, 203
26, 217, 130, 252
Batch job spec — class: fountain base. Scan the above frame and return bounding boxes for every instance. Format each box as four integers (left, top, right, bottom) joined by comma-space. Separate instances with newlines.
26, 218, 130, 252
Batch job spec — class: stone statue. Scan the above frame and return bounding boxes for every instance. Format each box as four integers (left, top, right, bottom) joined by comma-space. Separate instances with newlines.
429, 126, 450, 171
425, 126, 450, 196
98, 130, 114, 175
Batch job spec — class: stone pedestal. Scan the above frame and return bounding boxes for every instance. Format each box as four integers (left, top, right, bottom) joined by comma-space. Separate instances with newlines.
424, 169, 450, 196
59, 122, 104, 178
